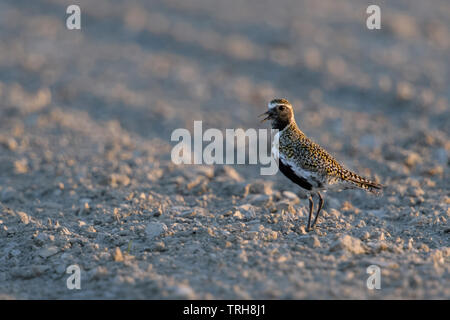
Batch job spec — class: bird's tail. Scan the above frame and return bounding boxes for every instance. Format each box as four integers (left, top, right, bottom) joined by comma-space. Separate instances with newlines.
342, 169, 383, 195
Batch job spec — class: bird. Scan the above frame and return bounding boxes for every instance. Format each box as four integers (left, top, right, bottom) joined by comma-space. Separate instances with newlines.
260, 98, 382, 231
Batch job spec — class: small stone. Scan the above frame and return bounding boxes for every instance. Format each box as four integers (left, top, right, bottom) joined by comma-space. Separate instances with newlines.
331, 235, 365, 254
145, 222, 168, 239
152, 241, 166, 252
312, 235, 321, 248
298, 225, 307, 235
56, 264, 66, 275
244, 231, 258, 240
404, 152, 422, 167
266, 230, 278, 241
173, 284, 195, 299
1, 187, 16, 202
223, 182, 249, 197
397, 81, 414, 100
113, 247, 124, 262
237, 204, 256, 219
17, 211, 30, 225
282, 191, 298, 200
426, 166, 444, 176
418, 243, 429, 252
233, 210, 244, 219
248, 194, 271, 206
34, 233, 49, 246
14, 159, 28, 174
153, 206, 163, 217
109, 173, 130, 187
328, 209, 340, 219
37, 246, 59, 258
430, 250, 445, 265
276, 201, 296, 215
90, 266, 109, 280
361, 232, 370, 241
406, 238, 414, 250
60, 227, 71, 235
249, 181, 272, 195
1, 137, 18, 150
214, 165, 242, 182
79, 199, 91, 214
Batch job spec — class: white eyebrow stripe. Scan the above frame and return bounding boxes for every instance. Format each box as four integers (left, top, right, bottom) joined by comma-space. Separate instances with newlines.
268, 102, 278, 110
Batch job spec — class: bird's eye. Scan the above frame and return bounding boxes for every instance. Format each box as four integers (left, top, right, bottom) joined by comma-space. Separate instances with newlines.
278, 105, 286, 111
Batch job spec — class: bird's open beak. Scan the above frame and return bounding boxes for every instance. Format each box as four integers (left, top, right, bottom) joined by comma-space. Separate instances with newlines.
259, 111, 271, 123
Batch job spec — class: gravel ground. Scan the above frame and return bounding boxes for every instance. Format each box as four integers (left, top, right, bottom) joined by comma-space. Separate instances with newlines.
0, 0, 449, 299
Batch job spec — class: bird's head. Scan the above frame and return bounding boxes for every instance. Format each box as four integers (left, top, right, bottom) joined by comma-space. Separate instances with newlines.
260, 98, 294, 130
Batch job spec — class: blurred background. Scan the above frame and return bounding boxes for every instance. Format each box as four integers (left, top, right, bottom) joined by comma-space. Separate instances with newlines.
1, 0, 449, 140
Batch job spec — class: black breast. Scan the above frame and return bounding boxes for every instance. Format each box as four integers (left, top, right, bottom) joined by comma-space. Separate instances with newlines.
278, 160, 313, 191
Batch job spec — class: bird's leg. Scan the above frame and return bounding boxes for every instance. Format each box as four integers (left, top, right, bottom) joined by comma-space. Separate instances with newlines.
311, 192, 324, 229
306, 195, 314, 232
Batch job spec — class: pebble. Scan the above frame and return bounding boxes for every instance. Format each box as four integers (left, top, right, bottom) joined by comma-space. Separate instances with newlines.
330, 235, 365, 254
328, 209, 340, 219
113, 247, 124, 262
172, 284, 196, 299
37, 246, 59, 259
282, 191, 298, 201
109, 173, 130, 187
248, 181, 272, 195
276, 201, 296, 215
79, 199, 91, 214
0, 137, 18, 150
361, 232, 370, 241
404, 152, 422, 167
146, 222, 168, 239
152, 241, 166, 252
1, 187, 16, 202
17, 211, 30, 225
237, 204, 256, 219
223, 182, 249, 197
312, 235, 321, 248
153, 206, 163, 217
264, 230, 278, 241
233, 210, 244, 219
248, 194, 271, 206
214, 165, 242, 182
14, 159, 28, 174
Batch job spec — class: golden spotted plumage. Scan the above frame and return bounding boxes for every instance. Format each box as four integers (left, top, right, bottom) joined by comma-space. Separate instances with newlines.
263, 98, 382, 231
278, 121, 381, 193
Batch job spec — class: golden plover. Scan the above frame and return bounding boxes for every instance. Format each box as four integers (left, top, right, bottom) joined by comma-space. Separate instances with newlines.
260, 98, 382, 231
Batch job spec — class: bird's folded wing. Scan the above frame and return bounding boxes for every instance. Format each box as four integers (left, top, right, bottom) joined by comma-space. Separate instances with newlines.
278, 153, 324, 189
